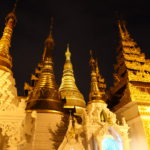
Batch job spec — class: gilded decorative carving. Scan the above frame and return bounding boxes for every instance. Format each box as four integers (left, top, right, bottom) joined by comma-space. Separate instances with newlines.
31, 87, 59, 100
123, 53, 145, 62
60, 99, 129, 150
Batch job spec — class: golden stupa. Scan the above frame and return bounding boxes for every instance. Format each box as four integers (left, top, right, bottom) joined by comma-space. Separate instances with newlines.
26, 32, 63, 112
59, 44, 86, 108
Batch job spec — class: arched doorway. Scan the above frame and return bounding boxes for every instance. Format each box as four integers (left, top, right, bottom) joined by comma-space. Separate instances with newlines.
102, 127, 123, 150
102, 137, 120, 150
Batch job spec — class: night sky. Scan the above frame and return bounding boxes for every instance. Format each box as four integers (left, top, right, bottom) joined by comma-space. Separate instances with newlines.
0, 0, 150, 100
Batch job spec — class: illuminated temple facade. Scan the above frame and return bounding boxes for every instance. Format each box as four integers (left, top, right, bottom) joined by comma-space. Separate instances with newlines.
0, 6, 150, 150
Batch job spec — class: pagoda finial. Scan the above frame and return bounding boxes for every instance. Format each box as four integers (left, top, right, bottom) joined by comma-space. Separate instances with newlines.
49, 17, 54, 36
6, 0, 18, 24
90, 50, 92, 56
59, 44, 85, 108
89, 50, 96, 73
95, 58, 106, 95
89, 52, 105, 103
0, 2, 17, 72
90, 50, 94, 60
12, 0, 18, 13
117, 20, 138, 50
95, 59, 100, 75
118, 20, 130, 40
42, 19, 55, 61
65, 43, 71, 60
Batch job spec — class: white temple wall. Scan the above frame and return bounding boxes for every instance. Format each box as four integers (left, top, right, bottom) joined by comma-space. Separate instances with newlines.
115, 102, 148, 150
24, 112, 63, 150
127, 116, 148, 150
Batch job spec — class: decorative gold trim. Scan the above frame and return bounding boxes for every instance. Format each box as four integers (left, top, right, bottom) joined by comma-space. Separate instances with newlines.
63, 106, 75, 109
88, 100, 106, 104
0, 65, 12, 73
140, 112, 150, 116
63, 105, 85, 109
74, 112, 82, 116
28, 98, 62, 103
0, 55, 12, 64
26, 109, 64, 114
137, 102, 150, 106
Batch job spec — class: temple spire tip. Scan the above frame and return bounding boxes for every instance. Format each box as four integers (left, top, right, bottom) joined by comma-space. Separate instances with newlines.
90, 50, 93, 57
49, 17, 54, 36
118, 19, 130, 40
65, 43, 71, 60
12, 0, 18, 13
67, 43, 70, 52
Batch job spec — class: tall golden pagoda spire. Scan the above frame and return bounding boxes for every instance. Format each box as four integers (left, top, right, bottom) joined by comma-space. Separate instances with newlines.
0, 3, 19, 110
0, 3, 17, 72
26, 24, 63, 112
59, 44, 85, 108
89, 51, 105, 103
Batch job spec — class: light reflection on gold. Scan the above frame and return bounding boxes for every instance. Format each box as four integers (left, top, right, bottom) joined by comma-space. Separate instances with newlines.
59, 44, 86, 108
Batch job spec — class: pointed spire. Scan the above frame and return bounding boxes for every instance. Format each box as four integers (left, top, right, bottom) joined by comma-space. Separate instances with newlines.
49, 17, 53, 36
5, 1, 17, 23
26, 25, 63, 112
95, 59, 100, 79
65, 44, 71, 60
89, 51, 105, 103
59, 44, 85, 108
117, 19, 140, 53
118, 20, 130, 40
0, 2, 17, 72
42, 18, 54, 61
95, 59, 106, 95
89, 50, 95, 70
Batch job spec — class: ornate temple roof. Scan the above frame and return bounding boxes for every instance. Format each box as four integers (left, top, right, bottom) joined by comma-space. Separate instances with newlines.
111, 20, 150, 94
59, 44, 86, 108
107, 20, 150, 109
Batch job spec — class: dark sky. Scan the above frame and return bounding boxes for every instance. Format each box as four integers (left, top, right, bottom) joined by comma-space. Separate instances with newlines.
0, 0, 150, 100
